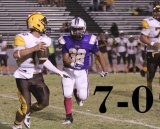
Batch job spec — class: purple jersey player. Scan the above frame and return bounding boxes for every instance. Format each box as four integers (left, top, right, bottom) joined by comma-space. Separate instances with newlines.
58, 17, 108, 125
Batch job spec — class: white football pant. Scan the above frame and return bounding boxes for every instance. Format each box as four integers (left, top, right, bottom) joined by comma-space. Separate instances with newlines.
62, 68, 89, 100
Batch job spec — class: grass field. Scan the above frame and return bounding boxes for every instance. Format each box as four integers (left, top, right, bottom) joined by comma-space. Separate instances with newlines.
0, 73, 160, 129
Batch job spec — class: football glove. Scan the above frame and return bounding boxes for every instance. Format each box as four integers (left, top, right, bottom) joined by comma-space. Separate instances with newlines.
59, 71, 70, 78
70, 62, 83, 69
99, 71, 108, 77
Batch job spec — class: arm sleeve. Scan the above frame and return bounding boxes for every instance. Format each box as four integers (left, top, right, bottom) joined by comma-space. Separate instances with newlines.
43, 59, 62, 74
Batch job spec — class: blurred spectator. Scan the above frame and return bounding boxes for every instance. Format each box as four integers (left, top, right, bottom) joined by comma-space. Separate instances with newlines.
54, 0, 64, 7
99, 0, 107, 11
60, 22, 71, 33
0, 35, 10, 75
146, 2, 153, 15
128, 6, 136, 15
38, 0, 48, 6
110, 22, 119, 37
91, 0, 101, 11
105, 0, 115, 11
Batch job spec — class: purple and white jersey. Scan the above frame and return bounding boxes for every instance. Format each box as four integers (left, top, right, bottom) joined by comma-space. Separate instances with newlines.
59, 34, 99, 70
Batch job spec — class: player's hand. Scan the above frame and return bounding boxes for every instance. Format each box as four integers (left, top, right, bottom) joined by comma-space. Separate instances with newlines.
99, 71, 108, 77
33, 43, 47, 51
71, 62, 83, 69
153, 43, 160, 48
59, 71, 70, 78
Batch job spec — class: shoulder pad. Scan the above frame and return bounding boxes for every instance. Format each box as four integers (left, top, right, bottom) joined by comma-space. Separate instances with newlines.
141, 19, 149, 29
14, 35, 25, 47
89, 35, 96, 44
58, 36, 66, 45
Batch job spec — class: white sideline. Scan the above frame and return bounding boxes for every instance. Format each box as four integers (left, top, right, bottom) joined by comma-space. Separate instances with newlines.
0, 94, 160, 129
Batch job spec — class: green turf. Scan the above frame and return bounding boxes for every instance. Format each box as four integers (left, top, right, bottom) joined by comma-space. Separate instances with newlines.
0, 73, 160, 129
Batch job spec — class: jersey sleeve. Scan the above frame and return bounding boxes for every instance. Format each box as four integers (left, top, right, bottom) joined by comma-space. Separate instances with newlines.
14, 35, 25, 51
62, 44, 69, 54
141, 20, 150, 36
91, 39, 99, 54
14, 35, 25, 47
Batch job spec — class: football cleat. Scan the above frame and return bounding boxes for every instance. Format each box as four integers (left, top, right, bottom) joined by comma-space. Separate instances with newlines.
23, 113, 31, 128
12, 124, 22, 129
62, 115, 73, 125
79, 100, 84, 107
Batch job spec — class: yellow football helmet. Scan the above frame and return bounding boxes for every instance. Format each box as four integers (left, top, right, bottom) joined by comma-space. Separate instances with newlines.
26, 13, 47, 33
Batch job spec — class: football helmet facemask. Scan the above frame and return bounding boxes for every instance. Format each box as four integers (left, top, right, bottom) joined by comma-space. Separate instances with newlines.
26, 13, 47, 33
70, 17, 86, 40
153, 5, 160, 21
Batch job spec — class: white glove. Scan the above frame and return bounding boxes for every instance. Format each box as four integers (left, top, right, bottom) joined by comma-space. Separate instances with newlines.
70, 62, 83, 69
99, 71, 108, 77
59, 71, 70, 78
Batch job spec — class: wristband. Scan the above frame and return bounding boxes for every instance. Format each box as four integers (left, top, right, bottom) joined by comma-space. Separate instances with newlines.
150, 42, 155, 46
70, 62, 75, 67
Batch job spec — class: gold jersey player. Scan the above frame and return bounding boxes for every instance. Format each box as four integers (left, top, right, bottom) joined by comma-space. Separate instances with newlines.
12, 13, 70, 129
140, 4, 160, 90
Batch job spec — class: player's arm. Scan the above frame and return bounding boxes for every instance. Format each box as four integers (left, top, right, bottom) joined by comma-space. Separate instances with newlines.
13, 35, 47, 59
140, 19, 160, 48
95, 51, 108, 73
63, 53, 72, 67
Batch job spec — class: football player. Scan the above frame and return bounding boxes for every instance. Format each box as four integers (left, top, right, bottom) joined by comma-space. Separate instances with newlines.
12, 13, 70, 129
126, 35, 138, 72
115, 31, 128, 73
58, 17, 108, 125
140, 4, 160, 90
0, 35, 10, 75
105, 32, 115, 73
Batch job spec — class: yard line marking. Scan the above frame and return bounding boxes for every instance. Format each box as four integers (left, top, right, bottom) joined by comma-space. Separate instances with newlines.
0, 120, 11, 125
1, 94, 160, 129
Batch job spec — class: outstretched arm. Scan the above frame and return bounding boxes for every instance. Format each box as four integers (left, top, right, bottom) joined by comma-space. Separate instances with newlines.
95, 51, 108, 77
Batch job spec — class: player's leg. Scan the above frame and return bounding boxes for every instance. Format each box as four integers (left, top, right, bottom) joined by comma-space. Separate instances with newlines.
132, 54, 136, 73
108, 50, 114, 73
127, 54, 131, 71
12, 79, 31, 129
62, 68, 75, 124
0, 55, 3, 75
147, 52, 157, 91
30, 73, 50, 112
116, 53, 121, 73
3, 54, 10, 75
75, 70, 89, 106
122, 52, 127, 72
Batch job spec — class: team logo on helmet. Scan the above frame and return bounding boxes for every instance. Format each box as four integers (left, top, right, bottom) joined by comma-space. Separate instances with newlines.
26, 13, 47, 33
70, 17, 86, 40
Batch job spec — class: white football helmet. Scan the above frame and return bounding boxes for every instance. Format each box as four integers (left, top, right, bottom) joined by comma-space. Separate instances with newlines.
70, 17, 86, 40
